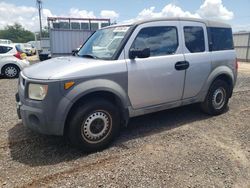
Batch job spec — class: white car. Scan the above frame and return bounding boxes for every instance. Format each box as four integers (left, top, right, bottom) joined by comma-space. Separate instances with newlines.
23, 43, 36, 56
0, 39, 13, 44
0, 44, 30, 78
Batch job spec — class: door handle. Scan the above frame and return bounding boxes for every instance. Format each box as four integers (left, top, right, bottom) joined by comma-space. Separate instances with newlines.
175, 61, 190, 71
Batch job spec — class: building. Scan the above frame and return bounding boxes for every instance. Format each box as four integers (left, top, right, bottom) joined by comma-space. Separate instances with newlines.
233, 32, 250, 62
47, 17, 111, 56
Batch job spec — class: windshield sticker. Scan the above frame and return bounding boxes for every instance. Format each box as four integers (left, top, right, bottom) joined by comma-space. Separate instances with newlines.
113, 27, 129, 33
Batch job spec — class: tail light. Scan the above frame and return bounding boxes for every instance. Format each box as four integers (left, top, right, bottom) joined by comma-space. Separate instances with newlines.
14, 52, 22, 60
14, 52, 26, 60
235, 59, 238, 71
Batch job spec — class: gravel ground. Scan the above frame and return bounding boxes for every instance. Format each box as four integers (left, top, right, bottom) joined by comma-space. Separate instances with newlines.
0, 63, 249, 188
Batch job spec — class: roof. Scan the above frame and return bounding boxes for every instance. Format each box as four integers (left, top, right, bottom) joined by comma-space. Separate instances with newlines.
0, 43, 16, 47
116, 17, 231, 28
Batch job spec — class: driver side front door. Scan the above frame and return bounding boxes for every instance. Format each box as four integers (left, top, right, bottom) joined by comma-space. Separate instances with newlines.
124, 21, 187, 109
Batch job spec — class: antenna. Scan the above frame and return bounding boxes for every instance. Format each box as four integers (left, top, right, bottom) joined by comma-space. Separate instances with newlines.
36, 0, 43, 39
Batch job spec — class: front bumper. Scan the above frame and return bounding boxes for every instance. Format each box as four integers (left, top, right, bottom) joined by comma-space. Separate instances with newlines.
16, 93, 50, 134
16, 93, 72, 135
15, 93, 21, 119
16, 74, 72, 136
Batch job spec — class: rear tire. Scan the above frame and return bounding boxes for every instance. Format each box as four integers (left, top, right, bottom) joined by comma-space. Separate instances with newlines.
68, 99, 120, 152
3, 64, 20, 78
201, 79, 230, 115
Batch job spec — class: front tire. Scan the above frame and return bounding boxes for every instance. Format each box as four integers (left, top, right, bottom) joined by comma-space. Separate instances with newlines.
3, 65, 20, 78
201, 79, 230, 115
68, 99, 120, 152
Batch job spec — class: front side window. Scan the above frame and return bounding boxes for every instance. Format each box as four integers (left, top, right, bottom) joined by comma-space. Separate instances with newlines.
78, 26, 131, 60
131, 26, 178, 57
184, 26, 205, 53
209, 27, 234, 51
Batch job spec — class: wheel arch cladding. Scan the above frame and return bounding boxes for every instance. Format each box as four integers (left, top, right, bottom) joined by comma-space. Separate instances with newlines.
63, 80, 130, 135
205, 66, 234, 98
212, 74, 233, 97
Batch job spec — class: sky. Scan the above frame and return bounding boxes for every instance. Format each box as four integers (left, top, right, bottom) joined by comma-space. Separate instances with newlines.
0, 0, 249, 32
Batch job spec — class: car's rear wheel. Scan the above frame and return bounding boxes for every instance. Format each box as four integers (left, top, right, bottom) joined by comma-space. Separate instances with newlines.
68, 99, 120, 152
201, 79, 230, 115
3, 64, 20, 78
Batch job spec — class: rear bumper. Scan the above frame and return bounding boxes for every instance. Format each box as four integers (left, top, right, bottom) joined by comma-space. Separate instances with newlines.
18, 59, 30, 70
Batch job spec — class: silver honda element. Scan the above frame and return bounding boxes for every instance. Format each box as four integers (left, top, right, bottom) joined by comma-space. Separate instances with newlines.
16, 17, 238, 152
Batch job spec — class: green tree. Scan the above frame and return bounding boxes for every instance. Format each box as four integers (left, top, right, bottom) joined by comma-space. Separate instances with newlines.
0, 23, 35, 43
42, 26, 49, 38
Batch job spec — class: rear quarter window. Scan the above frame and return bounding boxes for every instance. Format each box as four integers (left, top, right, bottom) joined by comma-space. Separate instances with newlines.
0, 46, 13, 54
208, 27, 234, 51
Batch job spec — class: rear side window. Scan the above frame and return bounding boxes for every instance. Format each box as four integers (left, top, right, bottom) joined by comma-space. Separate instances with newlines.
184, 26, 205, 53
131, 26, 178, 57
209, 27, 234, 51
0, 46, 12, 54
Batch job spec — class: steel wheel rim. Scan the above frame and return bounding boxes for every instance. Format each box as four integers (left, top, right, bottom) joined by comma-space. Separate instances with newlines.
5, 66, 17, 77
212, 87, 226, 110
81, 110, 112, 144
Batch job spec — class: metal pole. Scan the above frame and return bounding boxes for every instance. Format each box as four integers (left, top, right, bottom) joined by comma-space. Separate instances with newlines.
37, 0, 43, 39
247, 33, 250, 62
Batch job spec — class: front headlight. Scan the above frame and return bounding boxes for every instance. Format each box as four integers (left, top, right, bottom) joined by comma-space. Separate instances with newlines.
28, 83, 48, 100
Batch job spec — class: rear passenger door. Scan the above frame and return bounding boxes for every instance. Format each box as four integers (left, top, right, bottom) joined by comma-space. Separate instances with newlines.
180, 21, 211, 99
125, 21, 186, 109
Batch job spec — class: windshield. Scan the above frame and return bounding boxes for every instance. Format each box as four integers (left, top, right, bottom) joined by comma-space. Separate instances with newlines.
78, 26, 130, 60
24, 44, 32, 48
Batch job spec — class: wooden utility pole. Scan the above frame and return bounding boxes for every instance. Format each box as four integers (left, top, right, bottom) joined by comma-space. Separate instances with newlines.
37, 0, 43, 39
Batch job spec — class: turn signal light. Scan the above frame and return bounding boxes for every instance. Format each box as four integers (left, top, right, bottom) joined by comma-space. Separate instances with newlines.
64, 81, 75, 90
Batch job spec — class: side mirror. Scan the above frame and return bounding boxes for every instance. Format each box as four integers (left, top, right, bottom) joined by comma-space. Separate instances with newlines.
129, 48, 150, 59
72, 49, 79, 56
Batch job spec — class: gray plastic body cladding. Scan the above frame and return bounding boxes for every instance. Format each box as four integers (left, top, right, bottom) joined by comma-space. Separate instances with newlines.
182, 51, 236, 105
62, 72, 129, 125
18, 20, 237, 134
19, 72, 128, 136
18, 77, 73, 135
63, 72, 128, 106
200, 50, 237, 98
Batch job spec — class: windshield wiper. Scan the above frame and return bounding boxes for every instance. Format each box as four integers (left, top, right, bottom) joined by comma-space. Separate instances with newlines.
81, 54, 99, 59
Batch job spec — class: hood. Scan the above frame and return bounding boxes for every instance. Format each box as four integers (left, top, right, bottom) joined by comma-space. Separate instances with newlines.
23, 56, 103, 80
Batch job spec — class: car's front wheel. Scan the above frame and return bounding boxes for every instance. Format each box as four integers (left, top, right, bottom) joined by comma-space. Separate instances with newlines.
3, 64, 20, 78
201, 79, 230, 115
68, 99, 120, 152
